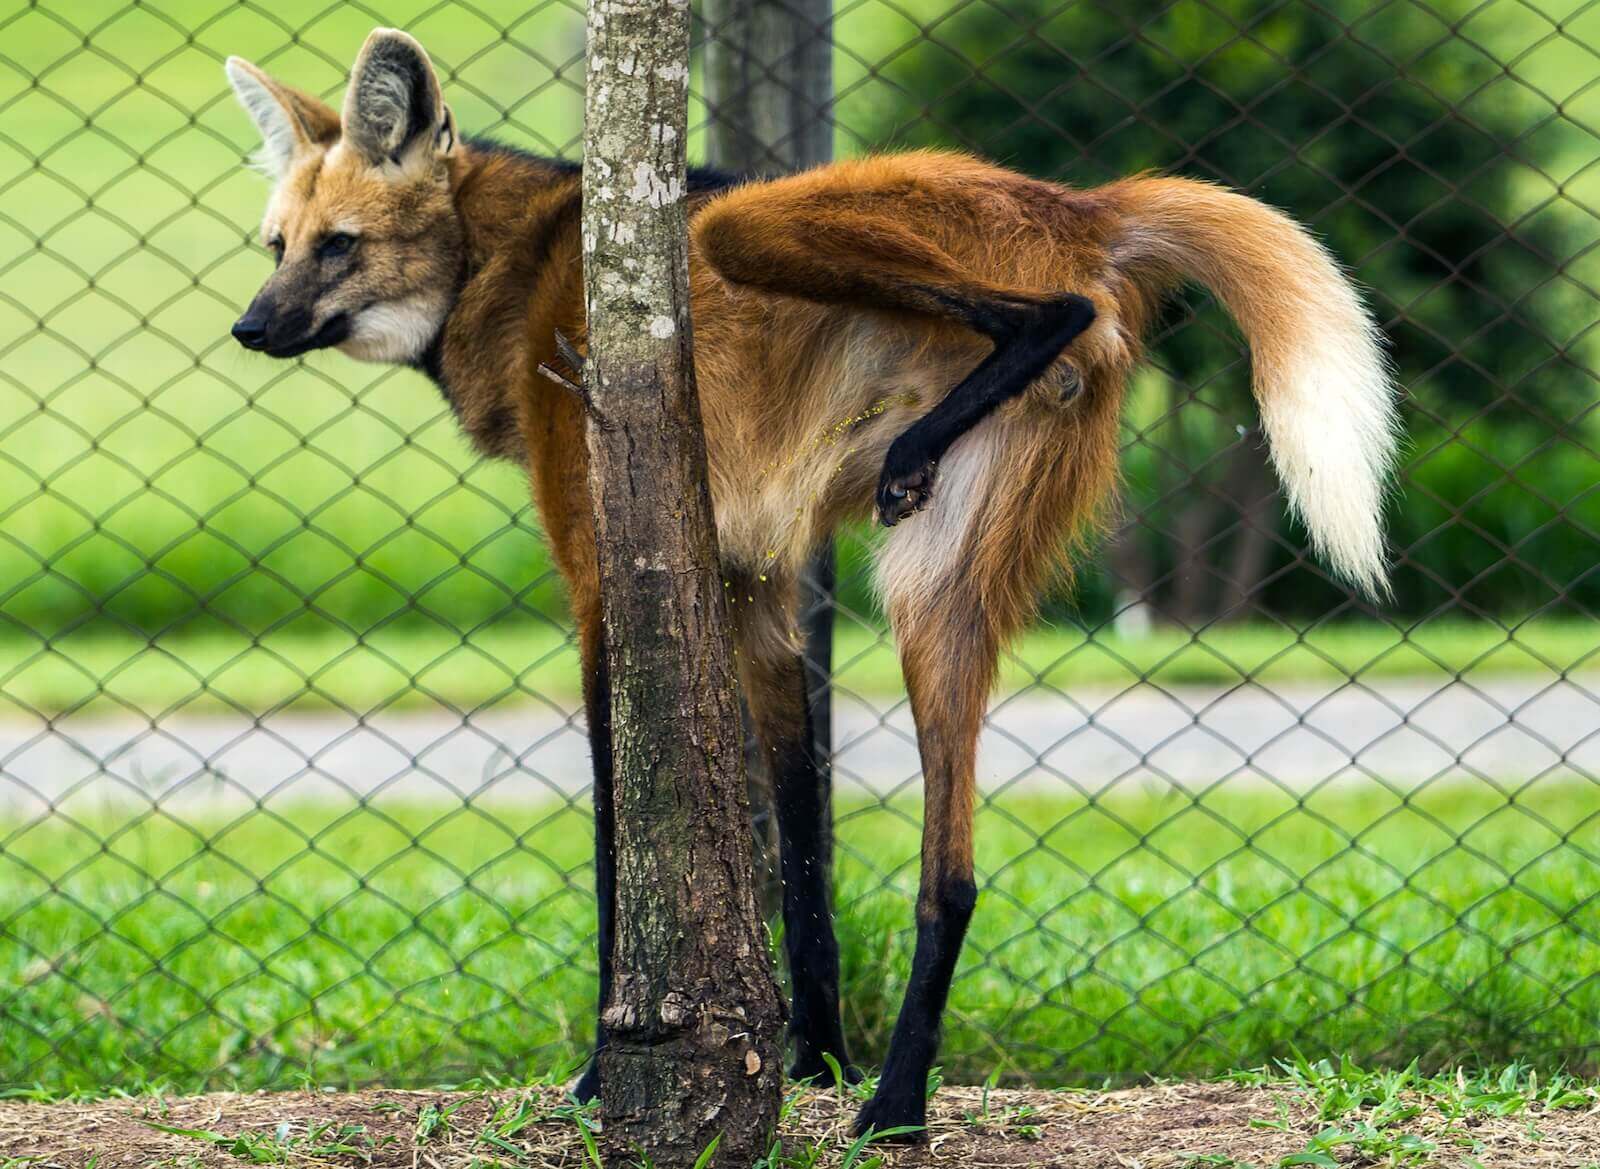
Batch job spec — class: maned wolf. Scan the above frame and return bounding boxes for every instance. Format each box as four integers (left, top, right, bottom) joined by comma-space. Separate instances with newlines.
226, 28, 1397, 1135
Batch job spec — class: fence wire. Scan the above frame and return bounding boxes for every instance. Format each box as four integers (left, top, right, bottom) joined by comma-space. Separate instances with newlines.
4, 0, 1600, 1093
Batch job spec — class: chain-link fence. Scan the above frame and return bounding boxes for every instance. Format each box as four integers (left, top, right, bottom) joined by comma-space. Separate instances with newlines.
5, 0, 1600, 1094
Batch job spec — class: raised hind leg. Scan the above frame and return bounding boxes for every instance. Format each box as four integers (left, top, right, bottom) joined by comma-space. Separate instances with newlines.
691, 181, 1096, 526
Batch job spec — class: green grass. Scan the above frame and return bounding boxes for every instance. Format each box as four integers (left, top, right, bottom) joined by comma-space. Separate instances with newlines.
1221, 1058, 1600, 1169
4, 778, 1599, 1094
2, 612, 1596, 718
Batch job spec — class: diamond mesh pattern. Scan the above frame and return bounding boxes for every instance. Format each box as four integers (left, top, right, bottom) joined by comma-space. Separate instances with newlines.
3, 0, 1600, 1092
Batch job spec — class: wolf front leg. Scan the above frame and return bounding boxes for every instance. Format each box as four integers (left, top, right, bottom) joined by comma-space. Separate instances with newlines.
737, 620, 857, 1083
569, 614, 614, 1104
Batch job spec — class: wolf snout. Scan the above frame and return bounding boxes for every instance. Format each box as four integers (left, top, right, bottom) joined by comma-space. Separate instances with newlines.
231, 309, 271, 351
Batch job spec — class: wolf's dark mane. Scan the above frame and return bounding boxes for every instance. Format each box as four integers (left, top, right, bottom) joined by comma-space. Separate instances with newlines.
413, 137, 743, 404
463, 135, 743, 193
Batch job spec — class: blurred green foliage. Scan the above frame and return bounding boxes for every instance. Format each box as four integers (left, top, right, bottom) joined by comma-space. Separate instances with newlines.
2, 1, 1599, 647
851, 0, 1600, 622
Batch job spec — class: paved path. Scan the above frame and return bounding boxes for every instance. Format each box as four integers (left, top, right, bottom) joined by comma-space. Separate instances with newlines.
4, 674, 1599, 816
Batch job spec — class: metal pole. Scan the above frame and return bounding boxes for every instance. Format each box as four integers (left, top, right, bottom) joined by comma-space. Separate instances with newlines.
704, 0, 837, 913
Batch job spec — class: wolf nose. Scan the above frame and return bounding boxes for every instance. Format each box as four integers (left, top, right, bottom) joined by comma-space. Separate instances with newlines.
231, 315, 269, 350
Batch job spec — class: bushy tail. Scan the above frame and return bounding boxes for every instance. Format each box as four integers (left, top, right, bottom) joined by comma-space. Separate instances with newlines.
1117, 177, 1398, 598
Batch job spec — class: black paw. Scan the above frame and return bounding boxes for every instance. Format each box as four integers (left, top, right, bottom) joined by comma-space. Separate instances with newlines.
852, 1086, 927, 1140
876, 439, 937, 527
570, 1058, 600, 1103
788, 1049, 863, 1085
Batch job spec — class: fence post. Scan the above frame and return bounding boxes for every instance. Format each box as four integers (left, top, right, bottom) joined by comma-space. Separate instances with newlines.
703, 0, 833, 173
581, 0, 785, 1159
703, 0, 837, 913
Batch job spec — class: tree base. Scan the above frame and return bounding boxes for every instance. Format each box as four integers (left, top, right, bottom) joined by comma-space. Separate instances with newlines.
601, 1031, 783, 1167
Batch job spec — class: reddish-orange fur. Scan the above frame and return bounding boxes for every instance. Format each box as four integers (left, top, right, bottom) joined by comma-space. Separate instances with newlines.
404, 149, 1146, 746
228, 29, 1394, 1131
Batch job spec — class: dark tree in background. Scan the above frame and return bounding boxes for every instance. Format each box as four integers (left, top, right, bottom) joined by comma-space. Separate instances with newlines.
854, 0, 1600, 624
704, 0, 833, 172
702, 0, 838, 914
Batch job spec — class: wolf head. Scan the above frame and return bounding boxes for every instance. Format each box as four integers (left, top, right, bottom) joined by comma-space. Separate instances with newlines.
225, 29, 463, 363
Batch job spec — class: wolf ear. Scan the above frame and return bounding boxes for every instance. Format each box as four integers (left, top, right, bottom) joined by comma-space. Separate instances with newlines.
225, 58, 340, 180
341, 29, 455, 169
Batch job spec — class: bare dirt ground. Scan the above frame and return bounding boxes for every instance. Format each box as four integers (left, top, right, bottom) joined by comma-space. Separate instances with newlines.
3, 1081, 1598, 1168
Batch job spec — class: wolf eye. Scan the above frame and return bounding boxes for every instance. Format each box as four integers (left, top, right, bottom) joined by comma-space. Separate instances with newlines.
268, 236, 285, 265
318, 232, 358, 260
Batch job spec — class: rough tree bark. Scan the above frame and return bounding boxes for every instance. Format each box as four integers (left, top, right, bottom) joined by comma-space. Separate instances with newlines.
704, 0, 836, 915
1216, 431, 1276, 619
581, 0, 785, 1161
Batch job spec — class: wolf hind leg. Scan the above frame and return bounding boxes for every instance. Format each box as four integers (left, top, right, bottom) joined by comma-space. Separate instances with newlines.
693, 187, 1097, 524
731, 574, 857, 1082
852, 567, 997, 1137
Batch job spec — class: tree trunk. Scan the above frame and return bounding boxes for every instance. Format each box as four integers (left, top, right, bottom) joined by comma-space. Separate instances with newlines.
581, 0, 784, 1161
1163, 384, 1219, 626
1216, 429, 1276, 619
703, 0, 833, 175
704, 0, 835, 921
